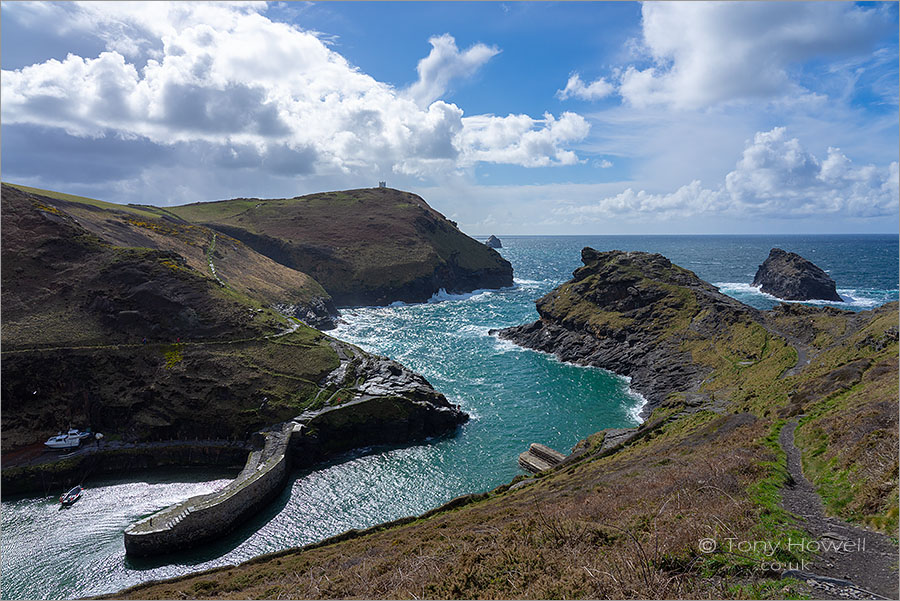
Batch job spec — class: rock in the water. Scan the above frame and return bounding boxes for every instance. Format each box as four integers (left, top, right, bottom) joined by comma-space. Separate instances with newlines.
485, 235, 502, 249
494, 248, 758, 411
752, 248, 842, 302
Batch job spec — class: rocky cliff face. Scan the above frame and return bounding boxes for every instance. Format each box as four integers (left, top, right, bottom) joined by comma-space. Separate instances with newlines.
3, 184, 338, 330
752, 248, 842, 302
496, 248, 758, 409
168, 188, 514, 307
1, 185, 466, 452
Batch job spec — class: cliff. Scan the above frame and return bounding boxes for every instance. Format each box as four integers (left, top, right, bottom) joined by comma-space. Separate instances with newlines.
1, 184, 465, 455
167, 188, 513, 306
496, 248, 758, 409
113, 249, 897, 600
752, 247, 842, 302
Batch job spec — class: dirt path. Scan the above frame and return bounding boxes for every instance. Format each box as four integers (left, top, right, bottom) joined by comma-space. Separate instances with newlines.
779, 420, 898, 600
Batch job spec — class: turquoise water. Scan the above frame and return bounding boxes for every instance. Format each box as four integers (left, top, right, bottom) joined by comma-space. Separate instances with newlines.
2, 235, 896, 599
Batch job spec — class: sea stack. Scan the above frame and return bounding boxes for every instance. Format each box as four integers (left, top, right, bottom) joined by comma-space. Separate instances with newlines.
485, 235, 502, 249
752, 248, 842, 302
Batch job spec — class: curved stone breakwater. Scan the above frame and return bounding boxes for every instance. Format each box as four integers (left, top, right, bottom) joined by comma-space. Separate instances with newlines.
124, 423, 293, 556
124, 390, 466, 557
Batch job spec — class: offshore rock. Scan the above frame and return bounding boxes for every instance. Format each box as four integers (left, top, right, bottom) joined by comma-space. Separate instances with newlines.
752, 248, 842, 302
485, 235, 502, 249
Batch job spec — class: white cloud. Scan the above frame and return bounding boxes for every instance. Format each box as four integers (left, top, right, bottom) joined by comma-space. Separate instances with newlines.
619, 2, 892, 109
405, 33, 500, 107
1, 2, 582, 186
555, 73, 614, 101
594, 159, 613, 169
457, 112, 590, 167
555, 127, 899, 220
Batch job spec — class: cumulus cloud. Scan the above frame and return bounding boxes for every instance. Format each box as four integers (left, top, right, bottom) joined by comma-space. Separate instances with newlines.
458, 112, 589, 167
406, 33, 500, 107
619, 2, 893, 109
556, 73, 614, 101
1, 2, 583, 192
555, 127, 899, 220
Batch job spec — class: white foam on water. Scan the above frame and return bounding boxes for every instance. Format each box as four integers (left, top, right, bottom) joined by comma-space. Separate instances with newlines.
458, 324, 493, 337
491, 335, 528, 353
427, 288, 493, 303
713, 282, 889, 309
624, 387, 648, 424
512, 277, 547, 291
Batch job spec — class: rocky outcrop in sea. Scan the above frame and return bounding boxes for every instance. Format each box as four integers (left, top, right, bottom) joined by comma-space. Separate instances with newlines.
752, 248, 842, 302
485, 235, 502, 249
495, 248, 758, 411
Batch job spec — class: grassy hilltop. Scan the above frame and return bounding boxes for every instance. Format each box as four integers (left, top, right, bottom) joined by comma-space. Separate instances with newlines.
167, 187, 513, 306
1, 184, 341, 448
115, 249, 897, 600
0, 184, 464, 453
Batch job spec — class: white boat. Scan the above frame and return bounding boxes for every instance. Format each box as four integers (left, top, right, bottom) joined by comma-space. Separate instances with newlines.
60, 485, 83, 506
44, 429, 85, 449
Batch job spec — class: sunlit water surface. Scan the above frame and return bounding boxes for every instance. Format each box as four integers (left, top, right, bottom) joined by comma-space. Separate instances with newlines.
3, 235, 896, 599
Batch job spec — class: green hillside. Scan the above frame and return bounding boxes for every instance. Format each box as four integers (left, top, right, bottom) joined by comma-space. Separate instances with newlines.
168, 187, 513, 306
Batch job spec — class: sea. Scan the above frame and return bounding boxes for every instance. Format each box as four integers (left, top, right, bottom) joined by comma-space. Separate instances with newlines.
2, 235, 897, 600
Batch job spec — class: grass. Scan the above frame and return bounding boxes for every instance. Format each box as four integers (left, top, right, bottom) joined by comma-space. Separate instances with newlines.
4, 182, 176, 220
111, 262, 897, 600
793, 352, 899, 533
163, 343, 184, 369
166, 187, 512, 305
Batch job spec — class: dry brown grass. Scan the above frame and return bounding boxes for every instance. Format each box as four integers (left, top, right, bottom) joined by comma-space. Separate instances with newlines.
121, 408, 809, 600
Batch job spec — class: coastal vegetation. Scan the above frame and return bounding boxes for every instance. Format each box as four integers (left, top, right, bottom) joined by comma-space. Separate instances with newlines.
0, 184, 469, 460
166, 187, 513, 307
109, 248, 898, 599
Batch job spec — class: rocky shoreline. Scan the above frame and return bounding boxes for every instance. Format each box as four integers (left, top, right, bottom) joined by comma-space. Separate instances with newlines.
2, 338, 466, 503
496, 248, 758, 411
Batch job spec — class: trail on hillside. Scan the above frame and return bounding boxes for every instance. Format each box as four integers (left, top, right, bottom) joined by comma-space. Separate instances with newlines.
779, 420, 898, 600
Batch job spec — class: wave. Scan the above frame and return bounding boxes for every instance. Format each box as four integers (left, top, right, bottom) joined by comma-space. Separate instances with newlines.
714, 282, 893, 309
492, 336, 529, 354
427, 288, 494, 303
512, 277, 546, 290
457, 324, 493, 337
623, 386, 648, 424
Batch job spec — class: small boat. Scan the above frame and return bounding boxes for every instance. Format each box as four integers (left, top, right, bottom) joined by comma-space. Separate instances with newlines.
44, 429, 90, 449
60, 485, 83, 506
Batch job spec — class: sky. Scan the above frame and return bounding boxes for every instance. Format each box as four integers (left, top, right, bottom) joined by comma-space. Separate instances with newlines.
1, 1, 898, 235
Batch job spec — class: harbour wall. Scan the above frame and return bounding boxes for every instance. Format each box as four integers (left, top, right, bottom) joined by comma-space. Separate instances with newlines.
124, 426, 291, 556
1, 443, 249, 498
123, 395, 463, 557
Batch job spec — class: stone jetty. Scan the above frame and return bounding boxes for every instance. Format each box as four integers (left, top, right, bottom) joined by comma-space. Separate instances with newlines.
518, 443, 566, 473
124, 391, 465, 557
124, 422, 293, 556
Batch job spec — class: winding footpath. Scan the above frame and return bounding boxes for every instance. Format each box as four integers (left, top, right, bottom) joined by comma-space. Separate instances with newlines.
779, 420, 898, 600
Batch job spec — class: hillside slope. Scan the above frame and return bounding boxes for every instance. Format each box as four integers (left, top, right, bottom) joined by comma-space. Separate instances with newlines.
1, 185, 465, 452
168, 187, 513, 306
498, 248, 759, 410
115, 249, 897, 600
4, 183, 337, 329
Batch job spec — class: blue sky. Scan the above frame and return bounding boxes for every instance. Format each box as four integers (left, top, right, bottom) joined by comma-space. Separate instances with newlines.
2, 1, 897, 234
